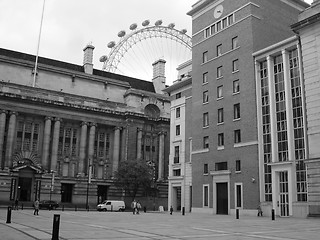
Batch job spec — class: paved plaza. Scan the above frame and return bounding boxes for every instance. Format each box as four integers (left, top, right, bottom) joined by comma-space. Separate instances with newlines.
1, 208, 320, 240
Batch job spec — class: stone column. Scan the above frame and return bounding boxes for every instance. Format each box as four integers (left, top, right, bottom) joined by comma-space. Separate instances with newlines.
78, 122, 88, 176
50, 118, 61, 171
158, 131, 165, 181
0, 110, 7, 169
5, 111, 17, 169
112, 127, 121, 174
137, 128, 143, 160
267, 56, 278, 163
41, 117, 52, 170
87, 123, 96, 174
282, 50, 294, 161
121, 127, 127, 161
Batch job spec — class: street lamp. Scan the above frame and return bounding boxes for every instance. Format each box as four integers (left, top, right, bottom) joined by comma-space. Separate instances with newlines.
49, 170, 55, 210
86, 160, 92, 210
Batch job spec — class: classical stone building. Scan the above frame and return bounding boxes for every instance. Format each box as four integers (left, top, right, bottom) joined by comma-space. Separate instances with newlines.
0, 45, 170, 209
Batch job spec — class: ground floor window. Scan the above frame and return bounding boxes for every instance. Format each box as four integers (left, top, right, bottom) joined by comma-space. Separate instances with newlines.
61, 183, 73, 203
203, 184, 209, 207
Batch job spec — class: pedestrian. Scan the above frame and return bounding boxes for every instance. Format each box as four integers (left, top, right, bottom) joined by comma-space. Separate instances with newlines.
14, 199, 19, 210
34, 199, 39, 215
137, 201, 141, 214
257, 204, 263, 217
170, 206, 173, 215
131, 199, 137, 215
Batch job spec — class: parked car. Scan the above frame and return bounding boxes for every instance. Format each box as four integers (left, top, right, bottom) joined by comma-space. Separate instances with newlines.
39, 200, 59, 210
97, 200, 125, 212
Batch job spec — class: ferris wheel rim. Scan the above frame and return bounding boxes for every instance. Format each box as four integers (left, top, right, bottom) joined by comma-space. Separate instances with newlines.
102, 23, 192, 73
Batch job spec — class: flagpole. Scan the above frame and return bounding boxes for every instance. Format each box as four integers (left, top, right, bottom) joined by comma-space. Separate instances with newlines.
32, 0, 46, 87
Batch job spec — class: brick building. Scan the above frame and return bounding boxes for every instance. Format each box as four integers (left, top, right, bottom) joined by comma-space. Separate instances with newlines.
0, 45, 170, 209
186, 0, 309, 215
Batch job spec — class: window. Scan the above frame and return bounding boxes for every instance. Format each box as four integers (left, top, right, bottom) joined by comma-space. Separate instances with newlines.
176, 107, 180, 118
203, 91, 209, 103
218, 133, 224, 146
16, 121, 41, 152
203, 51, 208, 63
234, 103, 240, 119
94, 131, 110, 159
203, 185, 209, 207
176, 92, 181, 99
232, 36, 238, 49
234, 129, 241, 143
235, 184, 242, 208
205, 27, 210, 38
174, 146, 179, 163
217, 66, 223, 78
217, 21, 222, 31
215, 162, 228, 171
204, 164, 208, 174
203, 112, 209, 127
218, 108, 224, 123
203, 136, 209, 149
236, 160, 241, 172
217, 85, 223, 99
233, 79, 240, 93
203, 72, 208, 83
222, 18, 228, 28
228, 14, 235, 25
232, 59, 239, 72
217, 44, 222, 56
211, 24, 216, 34
176, 125, 180, 136
173, 169, 181, 176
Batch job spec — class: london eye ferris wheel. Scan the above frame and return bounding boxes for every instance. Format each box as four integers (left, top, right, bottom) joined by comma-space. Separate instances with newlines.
99, 20, 192, 85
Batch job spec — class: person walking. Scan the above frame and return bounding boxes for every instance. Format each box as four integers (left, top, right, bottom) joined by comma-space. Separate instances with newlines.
131, 199, 137, 215
14, 199, 19, 210
34, 199, 39, 215
136, 201, 141, 214
170, 206, 173, 215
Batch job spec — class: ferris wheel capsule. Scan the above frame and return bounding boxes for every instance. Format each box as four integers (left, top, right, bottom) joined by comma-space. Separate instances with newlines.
130, 23, 138, 30
99, 55, 108, 62
180, 29, 187, 34
107, 41, 116, 48
142, 20, 150, 26
168, 23, 175, 29
155, 20, 163, 26
118, 30, 126, 38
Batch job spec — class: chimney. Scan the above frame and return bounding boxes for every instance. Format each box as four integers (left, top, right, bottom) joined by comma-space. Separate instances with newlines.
83, 44, 95, 74
152, 59, 166, 94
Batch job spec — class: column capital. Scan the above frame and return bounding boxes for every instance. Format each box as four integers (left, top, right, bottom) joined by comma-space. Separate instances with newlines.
114, 126, 122, 131
90, 122, 97, 128
0, 110, 8, 114
9, 111, 18, 116
81, 121, 89, 127
158, 131, 166, 136
54, 117, 62, 122
281, 49, 288, 55
45, 116, 53, 121
137, 127, 143, 132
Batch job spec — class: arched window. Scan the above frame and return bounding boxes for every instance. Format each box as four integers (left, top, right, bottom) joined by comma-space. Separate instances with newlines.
144, 104, 160, 118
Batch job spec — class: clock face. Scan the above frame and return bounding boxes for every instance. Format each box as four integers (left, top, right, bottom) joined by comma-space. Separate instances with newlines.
214, 5, 224, 19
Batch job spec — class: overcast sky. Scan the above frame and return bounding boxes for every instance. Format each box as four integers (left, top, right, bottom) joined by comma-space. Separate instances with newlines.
0, 0, 313, 85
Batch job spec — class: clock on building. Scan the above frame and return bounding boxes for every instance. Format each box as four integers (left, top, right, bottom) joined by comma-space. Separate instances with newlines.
214, 5, 224, 19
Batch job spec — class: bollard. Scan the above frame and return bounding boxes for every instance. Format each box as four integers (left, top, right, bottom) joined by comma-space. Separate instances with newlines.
75, 205, 77, 211
271, 209, 275, 220
111, 205, 113, 212
51, 214, 60, 240
236, 209, 239, 219
182, 207, 185, 215
21, 203, 23, 210
144, 206, 146, 213
6, 206, 12, 224
62, 205, 64, 211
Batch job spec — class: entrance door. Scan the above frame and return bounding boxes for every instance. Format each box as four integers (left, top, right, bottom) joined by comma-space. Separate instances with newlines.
216, 182, 228, 214
279, 171, 289, 217
97, 185, 109, 204
61, 184, 73, 203
18, 177, 32, 201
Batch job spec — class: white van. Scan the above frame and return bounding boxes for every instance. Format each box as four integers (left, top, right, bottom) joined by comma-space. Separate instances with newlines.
97, 200, 125, 212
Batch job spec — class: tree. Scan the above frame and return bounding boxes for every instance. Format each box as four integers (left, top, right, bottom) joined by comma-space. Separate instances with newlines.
113, 159, 154, 200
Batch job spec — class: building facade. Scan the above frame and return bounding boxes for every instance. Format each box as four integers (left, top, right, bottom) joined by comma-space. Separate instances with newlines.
254, 36, 308, 217
292, 0, 320, 216
0, 45, 170, 209
187, 0, 309, 215
165, 60, 193, 213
